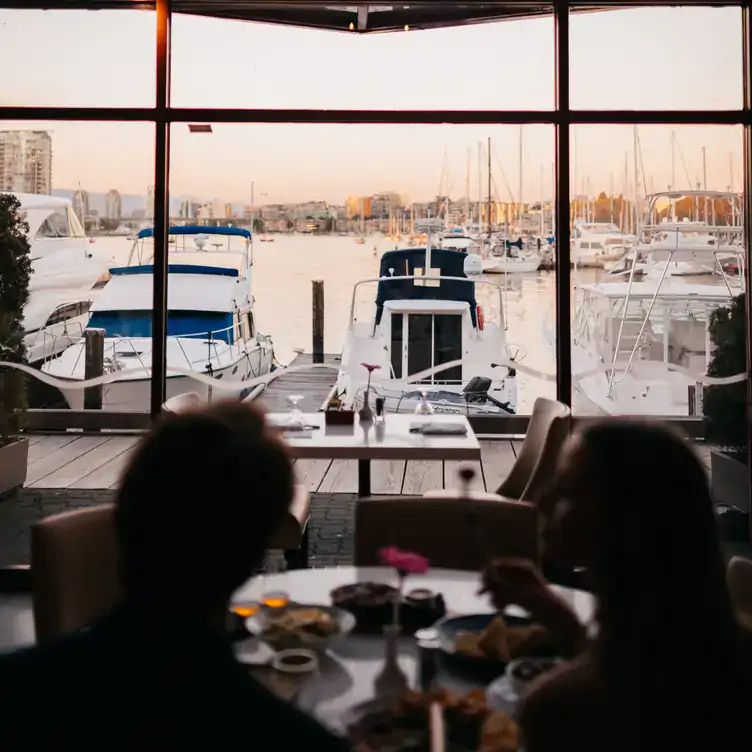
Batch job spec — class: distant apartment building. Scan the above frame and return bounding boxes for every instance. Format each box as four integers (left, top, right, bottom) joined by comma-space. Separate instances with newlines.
146, 185, 155, 219
0, 130, 52, 195
105, 189, 122, 220
346, 195, 372, 218
72, 189, 89, 223
179, 199, 201, 219
224, 202, 234, 218
370, 191, 402, 219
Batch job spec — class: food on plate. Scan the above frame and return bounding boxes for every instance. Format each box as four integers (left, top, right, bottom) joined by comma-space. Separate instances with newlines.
261, 607, 340, 642
331, 581, 397, 607
351, 688, 519, 752
453, 616, 553, 662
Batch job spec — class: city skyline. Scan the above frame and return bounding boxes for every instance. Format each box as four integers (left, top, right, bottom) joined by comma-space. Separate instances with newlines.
0, 6, 744, 202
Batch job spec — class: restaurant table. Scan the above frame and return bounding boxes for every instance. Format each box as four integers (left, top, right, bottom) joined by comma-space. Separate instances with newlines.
232, 567, 595, 732
268, 413, 481, 496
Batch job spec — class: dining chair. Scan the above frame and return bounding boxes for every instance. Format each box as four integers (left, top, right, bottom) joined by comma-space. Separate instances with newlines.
426, 397, 572, 507
31, 504, 122, 642
727, 555, 752, 626
162, 392, 202, 413
355, 494, 540, 570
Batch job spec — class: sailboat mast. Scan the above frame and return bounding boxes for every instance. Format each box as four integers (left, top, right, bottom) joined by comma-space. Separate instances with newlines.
477, 142, 482, 227
702, 146, 708, 223
632, 125, 640, 233
487, 136, 492, 236
465, 149, 470, 226
518, 125, 523, 232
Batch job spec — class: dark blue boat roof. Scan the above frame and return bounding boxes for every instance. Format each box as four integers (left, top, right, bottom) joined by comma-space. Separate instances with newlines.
109, 264, 239, 278
137, 226, 251, 239
376, 248, 477, 326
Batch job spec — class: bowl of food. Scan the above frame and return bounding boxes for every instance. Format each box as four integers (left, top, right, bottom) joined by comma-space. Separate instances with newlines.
506, 657, 560, 697
246, 604, 355, 652
436, 613, 556, 676
345, 688, 519, 752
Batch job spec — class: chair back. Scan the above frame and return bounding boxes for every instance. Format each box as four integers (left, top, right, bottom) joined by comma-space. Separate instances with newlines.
162, 392, 202, 414
31, 505, 122, 641
497, 397, 571, 502
355, 495, 540, 570
727, 556, 752, 625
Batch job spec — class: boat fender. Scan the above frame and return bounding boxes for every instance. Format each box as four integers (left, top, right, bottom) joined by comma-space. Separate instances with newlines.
476, 305, 485, 331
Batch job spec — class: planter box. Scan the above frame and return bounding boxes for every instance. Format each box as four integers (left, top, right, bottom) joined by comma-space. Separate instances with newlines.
711, 449, 750, 513
325, 409, 355, 427
0, 438, 29, 497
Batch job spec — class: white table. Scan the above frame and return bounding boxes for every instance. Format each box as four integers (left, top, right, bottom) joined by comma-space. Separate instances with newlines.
268, 413, 481, 496
232, 567, 595, 729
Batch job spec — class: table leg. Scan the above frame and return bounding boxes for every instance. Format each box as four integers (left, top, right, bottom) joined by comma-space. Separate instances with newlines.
358, 459, 372, 497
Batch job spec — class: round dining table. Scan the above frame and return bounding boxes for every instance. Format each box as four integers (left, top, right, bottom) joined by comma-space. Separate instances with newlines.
231, 567, 596, 731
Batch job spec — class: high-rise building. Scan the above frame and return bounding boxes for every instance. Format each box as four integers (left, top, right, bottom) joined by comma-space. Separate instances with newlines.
72, 188, 89, 223
105, 189, 122, 220
346, 195, 372, 219
147, 185, 155, 219
0, 130, 52, 195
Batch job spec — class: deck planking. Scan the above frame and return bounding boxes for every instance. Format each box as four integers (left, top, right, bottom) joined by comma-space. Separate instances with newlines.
257, 352, 340, 413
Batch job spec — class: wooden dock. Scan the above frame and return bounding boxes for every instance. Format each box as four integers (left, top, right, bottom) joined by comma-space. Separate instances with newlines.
257, 352, 340, 412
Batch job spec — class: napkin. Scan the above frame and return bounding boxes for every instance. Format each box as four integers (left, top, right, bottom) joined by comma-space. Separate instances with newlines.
410, 422, 468, 436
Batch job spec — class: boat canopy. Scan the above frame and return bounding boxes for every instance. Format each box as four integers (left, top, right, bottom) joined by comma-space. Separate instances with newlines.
110, 263, 239, 278
136, 226, 251, 239
376, 248, 478, 327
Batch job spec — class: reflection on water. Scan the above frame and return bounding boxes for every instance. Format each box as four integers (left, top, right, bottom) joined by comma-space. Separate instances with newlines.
82, 234, 577, 413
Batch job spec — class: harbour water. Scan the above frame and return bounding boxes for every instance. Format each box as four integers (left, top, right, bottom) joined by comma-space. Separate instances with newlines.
84, 234, 603, 414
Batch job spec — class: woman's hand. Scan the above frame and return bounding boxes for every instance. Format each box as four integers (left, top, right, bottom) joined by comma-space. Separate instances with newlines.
479, 558, 588, 658
479, 558, 551, 612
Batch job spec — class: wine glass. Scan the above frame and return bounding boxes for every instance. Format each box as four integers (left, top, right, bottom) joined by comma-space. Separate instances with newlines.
287, 394, 306, 429
414, 390, 435, 416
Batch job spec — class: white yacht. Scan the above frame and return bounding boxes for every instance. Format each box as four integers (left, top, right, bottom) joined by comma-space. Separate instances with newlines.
482, 237, 541, 274
572, 220, 636, 268
43, 226, 274, 411
440, 227, 480, 253
570, 191, 745, 416
337, 222, 518, 415
6, 192, 115, 364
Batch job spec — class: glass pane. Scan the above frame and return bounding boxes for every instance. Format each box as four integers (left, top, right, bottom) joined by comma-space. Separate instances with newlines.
570, 7, 743, 110
569, 124, 746, 428
0, 121, 154, 571
170, 122, 556, 419
408, 314, 433, 382
171, 14, 554, 110
0, 10, 156, 106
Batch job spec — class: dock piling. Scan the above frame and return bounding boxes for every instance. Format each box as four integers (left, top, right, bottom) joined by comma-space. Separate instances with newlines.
312, 280, 324, 364
84, 328, 105, 411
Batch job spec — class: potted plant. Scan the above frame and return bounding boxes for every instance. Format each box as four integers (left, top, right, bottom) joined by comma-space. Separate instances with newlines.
704, 293, 749, 523
0, 193, 32, 496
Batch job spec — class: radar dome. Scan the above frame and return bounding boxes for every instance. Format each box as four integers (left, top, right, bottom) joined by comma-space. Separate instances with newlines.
463, 253, 483, 276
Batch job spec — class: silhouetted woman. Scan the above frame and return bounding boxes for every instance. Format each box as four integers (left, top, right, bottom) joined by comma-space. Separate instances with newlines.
482, 419, 752, 752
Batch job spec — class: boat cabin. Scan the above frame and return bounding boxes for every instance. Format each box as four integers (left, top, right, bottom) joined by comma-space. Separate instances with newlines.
374, 248, 480, 384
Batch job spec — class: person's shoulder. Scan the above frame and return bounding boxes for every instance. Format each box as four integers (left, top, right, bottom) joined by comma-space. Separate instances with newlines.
519, 657, 593, 726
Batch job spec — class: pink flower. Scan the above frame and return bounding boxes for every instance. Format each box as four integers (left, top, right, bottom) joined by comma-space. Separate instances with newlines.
379, 546, 430, 575
361, 363, 381, 373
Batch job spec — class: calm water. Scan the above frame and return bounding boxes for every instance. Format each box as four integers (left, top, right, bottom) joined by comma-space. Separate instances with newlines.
93, 234, 594, 413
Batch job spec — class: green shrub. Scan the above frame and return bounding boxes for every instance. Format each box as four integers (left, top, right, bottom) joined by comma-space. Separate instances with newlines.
0, 193, 31, 447
704, 293, 747, 463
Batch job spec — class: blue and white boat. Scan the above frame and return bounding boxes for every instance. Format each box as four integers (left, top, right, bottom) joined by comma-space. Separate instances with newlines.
43, 226, 274, 411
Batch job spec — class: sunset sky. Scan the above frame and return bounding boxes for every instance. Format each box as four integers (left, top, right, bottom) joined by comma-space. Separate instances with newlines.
0, 6, 744, 204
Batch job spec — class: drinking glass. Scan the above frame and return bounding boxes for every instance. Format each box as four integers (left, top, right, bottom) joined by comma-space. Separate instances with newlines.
286, 394, 306, 429
414, 390, 435, 416
231, 602, 261, 618
261, 591, 291, 609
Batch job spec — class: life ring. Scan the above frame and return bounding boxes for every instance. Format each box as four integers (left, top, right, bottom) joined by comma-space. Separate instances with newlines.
476, 305, 485, 331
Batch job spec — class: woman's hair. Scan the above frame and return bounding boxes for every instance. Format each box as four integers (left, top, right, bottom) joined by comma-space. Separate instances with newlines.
578, 419, 746, 696
113, 402, 293, 607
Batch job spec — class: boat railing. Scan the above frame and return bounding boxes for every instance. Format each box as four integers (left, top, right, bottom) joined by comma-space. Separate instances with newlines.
348, 275, 506, 330
40, 319, 87, 364
607, 190, 745, 396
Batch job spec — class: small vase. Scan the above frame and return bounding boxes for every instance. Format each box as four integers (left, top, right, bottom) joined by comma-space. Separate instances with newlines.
359, 386, 374, 423
373, 624, 408, 699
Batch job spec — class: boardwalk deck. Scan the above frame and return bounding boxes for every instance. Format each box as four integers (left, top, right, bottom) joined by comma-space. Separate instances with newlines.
257, 352, 340, 412
21, 433, 715, 493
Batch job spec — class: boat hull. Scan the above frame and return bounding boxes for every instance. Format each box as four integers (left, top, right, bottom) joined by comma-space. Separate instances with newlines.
482, 255, 541, 274
56, 348, 272, 412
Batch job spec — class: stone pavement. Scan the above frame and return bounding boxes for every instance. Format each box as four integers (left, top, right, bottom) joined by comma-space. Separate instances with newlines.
0, 489, 356, 569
